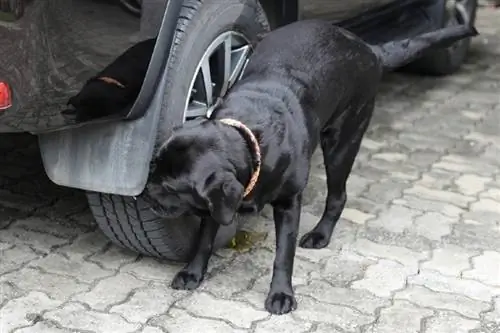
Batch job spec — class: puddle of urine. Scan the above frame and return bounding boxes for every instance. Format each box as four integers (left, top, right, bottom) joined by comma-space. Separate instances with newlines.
227, 230, 268, 253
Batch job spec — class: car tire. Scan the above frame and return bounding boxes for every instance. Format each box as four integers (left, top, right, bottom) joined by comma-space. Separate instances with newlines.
87, 0, 270, 262
406, 0, 478, 75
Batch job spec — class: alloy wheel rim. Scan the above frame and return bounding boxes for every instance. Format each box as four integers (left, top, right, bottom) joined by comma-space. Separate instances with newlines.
183, 31, 251, 121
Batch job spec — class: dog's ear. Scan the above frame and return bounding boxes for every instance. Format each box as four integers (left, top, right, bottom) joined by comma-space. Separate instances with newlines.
200, 172, 244, 226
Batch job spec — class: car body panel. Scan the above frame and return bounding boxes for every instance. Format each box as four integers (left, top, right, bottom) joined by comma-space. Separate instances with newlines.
300, 0, 396, 21
0, 0, 180, 133
32, 0, 441, 195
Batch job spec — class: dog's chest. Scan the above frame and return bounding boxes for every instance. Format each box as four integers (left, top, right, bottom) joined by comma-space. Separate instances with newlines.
238, 200, 260, 215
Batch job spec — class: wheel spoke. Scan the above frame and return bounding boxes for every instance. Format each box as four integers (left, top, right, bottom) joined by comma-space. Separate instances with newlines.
228, 45, 251, 89
200, 58, 213, 106
185, 101, 209, 119
218, 36, 233, 97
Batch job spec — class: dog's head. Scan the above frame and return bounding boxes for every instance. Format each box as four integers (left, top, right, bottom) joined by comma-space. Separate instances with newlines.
66, 79, 130, 119
146, 120, 245, 226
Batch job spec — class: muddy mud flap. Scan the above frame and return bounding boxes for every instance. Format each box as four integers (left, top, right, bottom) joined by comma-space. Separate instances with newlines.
38, 0, 182, 196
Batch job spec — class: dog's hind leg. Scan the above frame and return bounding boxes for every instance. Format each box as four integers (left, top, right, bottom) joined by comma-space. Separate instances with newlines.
299, 100, 374, 249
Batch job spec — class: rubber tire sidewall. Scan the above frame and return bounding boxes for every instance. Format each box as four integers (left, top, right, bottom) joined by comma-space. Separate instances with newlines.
118, 0, 142, 17
406, 0, 478, 75
88, 0, 269, 262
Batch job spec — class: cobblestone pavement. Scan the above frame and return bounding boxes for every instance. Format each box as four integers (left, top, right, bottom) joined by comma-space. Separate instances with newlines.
2, 7, 500, 333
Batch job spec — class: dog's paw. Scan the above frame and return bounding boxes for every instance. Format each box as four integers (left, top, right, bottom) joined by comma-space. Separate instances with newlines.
171, 270, 204, 290
265, 291, 297, 315
299, 231, 330, 249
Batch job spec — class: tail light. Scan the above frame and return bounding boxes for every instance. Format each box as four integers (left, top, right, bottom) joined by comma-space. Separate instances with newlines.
0, 81, 12, 110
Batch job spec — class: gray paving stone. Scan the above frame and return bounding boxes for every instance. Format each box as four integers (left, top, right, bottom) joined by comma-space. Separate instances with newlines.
455, 174, 491, 196
295, 280, 391, 315
483, 297, 500, 324
348, 238, 428, 273
340, 207, 376, 225
1, 266, 89, 301
404, 185, 475, 209
363, 300, 433, 333
367, 204, 417, 233
321, 251, 376, 287
11, 216, 90, 239
0, 291, 61, 333
199, 255, 265, 298
421, 245, 477, 277
444, 223, 500, 252
0, 245, 39, 275
0, 227, 70, 254
351, 260, 411, 298
150, 308, 247, 333
409, 270, 500, 301
56, 231, 111, 260
254, 315, 312, 333
110, 284, 182, 323
393, 194, 464, 218
462, 251, 500, 286
14, 321, 75, 333
0, 207, 27, 229
293, 295, 374, 331
433, 154, 498, 177
72, 273, 147, 310
412, 212, 457, 241
28, 253, 114, 284
141, 326, 166, 333
178, 292, 269, 329
0, 241, 12, 251
358, 225, 433, 253
415, 169, 458, 192
363, 179, 413, 204
313, 324, 345, 333
120, 257, 183, 282
44, 302, 141, 333
88, 244, 139, 270
0, 281, 22, 307
395, 285, 490, 319
470, 198, 500, 217
424, 312, 480, 333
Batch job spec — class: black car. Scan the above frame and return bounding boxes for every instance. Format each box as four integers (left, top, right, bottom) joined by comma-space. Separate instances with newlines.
0, 0, 477, 261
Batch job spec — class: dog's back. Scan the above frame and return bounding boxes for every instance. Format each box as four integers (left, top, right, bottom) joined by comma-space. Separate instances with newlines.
240, 19, 382, 125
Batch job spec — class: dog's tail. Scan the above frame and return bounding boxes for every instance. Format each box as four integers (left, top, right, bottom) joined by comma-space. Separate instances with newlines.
370, 24, 478, 71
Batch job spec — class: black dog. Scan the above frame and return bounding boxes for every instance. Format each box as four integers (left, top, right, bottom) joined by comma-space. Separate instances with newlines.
146, 21, 477, 314
64, 38, 156, 120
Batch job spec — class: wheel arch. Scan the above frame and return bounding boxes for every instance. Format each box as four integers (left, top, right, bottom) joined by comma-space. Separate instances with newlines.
259, 0, 299, 28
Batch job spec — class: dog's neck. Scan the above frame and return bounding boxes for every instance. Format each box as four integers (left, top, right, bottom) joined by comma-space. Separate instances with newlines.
218, 118, 261, 198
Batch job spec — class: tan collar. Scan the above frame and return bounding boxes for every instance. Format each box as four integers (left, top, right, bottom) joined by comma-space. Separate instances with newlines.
97, 76, 126, 88
219, 118, 261, 198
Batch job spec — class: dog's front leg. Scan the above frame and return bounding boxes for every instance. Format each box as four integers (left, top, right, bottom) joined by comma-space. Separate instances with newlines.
171, 217, 220, 290
267, 193, 302, 314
